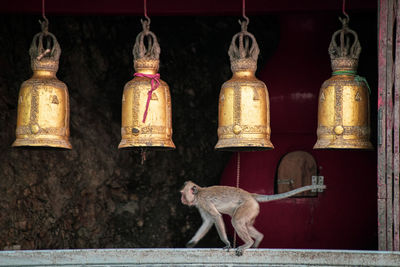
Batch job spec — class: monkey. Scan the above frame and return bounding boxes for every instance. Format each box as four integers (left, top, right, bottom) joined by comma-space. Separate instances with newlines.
180, 180, 326, 256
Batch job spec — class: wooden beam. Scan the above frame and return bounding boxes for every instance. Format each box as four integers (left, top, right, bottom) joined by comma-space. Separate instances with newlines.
0, 0, 378, 15
0, 249, 400, 266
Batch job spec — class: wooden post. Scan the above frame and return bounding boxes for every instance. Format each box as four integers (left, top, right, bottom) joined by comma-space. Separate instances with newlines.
378, 0, 389, 251
378, 0, 400, 251
385, 0, 394, 250
394, 0, 400, 251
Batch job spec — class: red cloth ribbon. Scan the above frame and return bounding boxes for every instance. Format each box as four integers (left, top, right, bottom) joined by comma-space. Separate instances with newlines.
134, 73, 160, 123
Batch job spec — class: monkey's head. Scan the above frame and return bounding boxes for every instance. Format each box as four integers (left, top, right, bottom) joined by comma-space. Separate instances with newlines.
180, 181, 199, 206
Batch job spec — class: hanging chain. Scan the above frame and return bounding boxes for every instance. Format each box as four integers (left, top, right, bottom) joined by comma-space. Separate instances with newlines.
241, 0, 249, 28
143, 0, 151, 26
40, 0, 49, 34
233, 152, 240, 248
236, 152, 241, 188
342, 0, 349, 21
233, 1, 246, 248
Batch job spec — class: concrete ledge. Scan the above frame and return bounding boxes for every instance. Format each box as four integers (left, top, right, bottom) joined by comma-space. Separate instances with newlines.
0, 248, 400, 266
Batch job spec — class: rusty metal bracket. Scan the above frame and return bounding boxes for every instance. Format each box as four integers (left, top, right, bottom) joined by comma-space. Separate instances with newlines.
312, 176, 324, 192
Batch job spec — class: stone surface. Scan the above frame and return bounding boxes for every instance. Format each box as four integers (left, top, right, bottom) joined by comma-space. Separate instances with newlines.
0, 15, 278, 249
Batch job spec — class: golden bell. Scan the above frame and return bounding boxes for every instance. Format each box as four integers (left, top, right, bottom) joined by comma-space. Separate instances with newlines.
119, 19, 175, 150
314, 16, 372, 149
12, 20, 71, 149
215, 20, 273, 151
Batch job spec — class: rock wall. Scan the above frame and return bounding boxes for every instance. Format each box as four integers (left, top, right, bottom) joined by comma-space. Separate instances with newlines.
0, 15, 278, 249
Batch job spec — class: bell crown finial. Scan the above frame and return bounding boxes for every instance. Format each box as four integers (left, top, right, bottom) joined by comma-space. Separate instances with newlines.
29, 18, 61, 72
329, 15, 361, 71
133, 18, 160, 72
228, 19, 259, 72
133, 19, 160, 61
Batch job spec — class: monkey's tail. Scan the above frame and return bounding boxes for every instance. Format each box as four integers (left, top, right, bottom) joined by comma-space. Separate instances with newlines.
253, 184, 326, 202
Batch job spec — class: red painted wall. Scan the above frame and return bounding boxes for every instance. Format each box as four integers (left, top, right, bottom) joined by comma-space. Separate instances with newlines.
221, 12, 377, 249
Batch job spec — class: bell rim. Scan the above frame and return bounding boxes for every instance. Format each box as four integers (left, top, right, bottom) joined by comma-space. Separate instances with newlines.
313, 140, 374, 150
313, 146, 374, 150
118, 146, 176, 151
118, 139, 175, 150
12, 138, 72, 149
215, 139, 274, 151
215, 146, 274, 152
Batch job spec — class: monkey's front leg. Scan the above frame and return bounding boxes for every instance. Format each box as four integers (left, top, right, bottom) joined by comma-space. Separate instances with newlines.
186, 211, 213, 248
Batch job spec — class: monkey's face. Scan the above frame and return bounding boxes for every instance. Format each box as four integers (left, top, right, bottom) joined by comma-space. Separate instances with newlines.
180, 181, 197, 206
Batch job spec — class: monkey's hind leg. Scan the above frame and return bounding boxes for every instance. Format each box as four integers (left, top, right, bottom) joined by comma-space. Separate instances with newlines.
231, 200, 259, 256
248, 225, 263, 248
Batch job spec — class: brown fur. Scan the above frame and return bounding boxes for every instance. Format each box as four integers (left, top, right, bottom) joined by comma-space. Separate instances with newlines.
180, 180, 325, 256
180, 181, 262, 256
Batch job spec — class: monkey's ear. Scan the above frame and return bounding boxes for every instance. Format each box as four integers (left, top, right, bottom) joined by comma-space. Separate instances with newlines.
191, 185, 198, 194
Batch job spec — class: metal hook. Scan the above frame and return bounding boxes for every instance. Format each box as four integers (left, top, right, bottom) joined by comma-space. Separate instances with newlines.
339, 16, 350, 30
238, 16, 249, 32
144, 14, 151, 27
242, 14, 249, 27
141, 18, 151, 34
340, 13, 350, 26
39, 16, 49, 35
